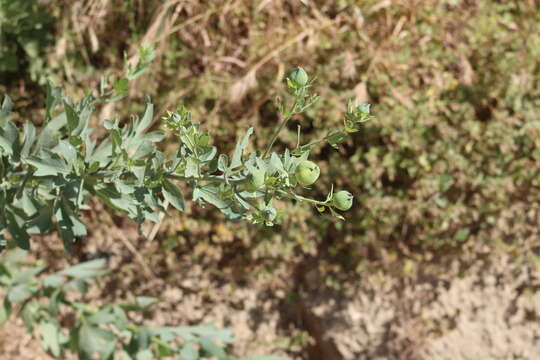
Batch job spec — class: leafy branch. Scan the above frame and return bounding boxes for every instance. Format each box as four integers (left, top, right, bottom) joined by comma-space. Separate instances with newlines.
0, 250, 284, 360
0, 47, 373, 253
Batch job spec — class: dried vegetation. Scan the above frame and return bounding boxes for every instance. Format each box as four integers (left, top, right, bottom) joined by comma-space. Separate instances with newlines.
2, 0, 540, 358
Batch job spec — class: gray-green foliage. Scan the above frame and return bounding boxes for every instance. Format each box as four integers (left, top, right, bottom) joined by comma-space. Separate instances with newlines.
0, 0, 53, 82
0, 55, 370, 253
0, 250, 284, 360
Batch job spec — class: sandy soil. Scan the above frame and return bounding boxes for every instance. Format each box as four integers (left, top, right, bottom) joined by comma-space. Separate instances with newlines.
2, 239, 540, 360
301, 252, 540, 360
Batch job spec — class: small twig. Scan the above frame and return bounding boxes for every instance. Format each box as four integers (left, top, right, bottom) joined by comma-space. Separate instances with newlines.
115, 229, 155, 277
148, 200, 169, 242
103, 211, 155, 277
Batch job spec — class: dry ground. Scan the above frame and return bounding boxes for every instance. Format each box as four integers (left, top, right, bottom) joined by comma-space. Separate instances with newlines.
2, 241, 540, 360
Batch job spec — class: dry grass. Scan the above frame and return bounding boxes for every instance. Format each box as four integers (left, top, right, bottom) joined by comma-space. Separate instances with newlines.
3, 0, 540, 358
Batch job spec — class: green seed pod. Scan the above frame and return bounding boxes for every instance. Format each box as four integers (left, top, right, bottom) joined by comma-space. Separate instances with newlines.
289, 67, 308, 87
332, 190, 353, 211
245, 171, 265, 192
295, 160, 320, 186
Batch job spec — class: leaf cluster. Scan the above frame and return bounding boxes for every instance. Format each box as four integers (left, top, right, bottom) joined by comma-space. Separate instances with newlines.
0, 55, 369, 253
0, 250, 284, 360
0, 0, 54, 82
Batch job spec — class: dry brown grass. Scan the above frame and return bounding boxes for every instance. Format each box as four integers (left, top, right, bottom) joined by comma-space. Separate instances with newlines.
3, 0, 540, 358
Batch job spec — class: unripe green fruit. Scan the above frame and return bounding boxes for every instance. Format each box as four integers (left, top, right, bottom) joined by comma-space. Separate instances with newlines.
289, 67, 308, 87
295, 160, 320, 186
245, 172, 265, 192
263, 207, 277, 222
332, 190, 353, 211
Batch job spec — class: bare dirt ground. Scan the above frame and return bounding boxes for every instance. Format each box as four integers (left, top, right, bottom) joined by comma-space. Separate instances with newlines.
2, 240, 540, 360
302, 250, 540, 360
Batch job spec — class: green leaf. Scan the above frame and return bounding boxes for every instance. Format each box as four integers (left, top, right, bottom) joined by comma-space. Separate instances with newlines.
455, 227, 470, 242
133, 140, 155, 159
0, 95, 13, 127
2, 249, 27, 265
55, 201, 87, 253
135, 349, 153, 360
47, 289, 63, 316
19, 189, 38, 217
0, 121, 20, 158
198, 146, 217, 162
78, 323, 115, 357
63, 99, 79, 134
230, 127, 253, 169
7, 284, 35, 303
0, 233, 6, 254
36, 112, 66, 150
127, 44, 155, 80
54, 140, 77, 166
137, 327, 151, 350
87, 308, 117, 325
268, 153, 285, 176
43, 275, 64, 288
116, 182, 136, 195
91, 137, 112, 166
114, 77, 129, 97
199, 337, 227, 359
162, 179, 185, 212
218, 154, 228, 172
39, 321, 61, 357
141, 130, 165, 143
325, 130, 348, 148
65, 279, 88, 294
136, 102, 154, 136
5, 210, 30, 250
27, 149, 70, 176
74, 101, 92, 136
58, 258, 108, 279
45, 82, 61, 123
21, 300, 38, 331
135, 296, 159, 309
12, 265, 46, 284
193, 185, 245, 220
244, 356, 286, 360
26, 206, 54, 235
111, 306, 128, 329
179, 343, 199, 360
189, 325, 234, 343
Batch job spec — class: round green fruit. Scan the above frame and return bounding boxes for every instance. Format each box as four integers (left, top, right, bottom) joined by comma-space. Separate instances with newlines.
332, 190, 353, 211
289, 67, 308, 87
245, 172, 265, 192
263, 207, 277, 222
295, 160, 320, 186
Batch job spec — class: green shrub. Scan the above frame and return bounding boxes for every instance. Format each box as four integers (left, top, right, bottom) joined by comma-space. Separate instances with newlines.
0, 48, 370, 358
0, 249, 283, 360
0, 49, 367, 252
0, 0, 54, 83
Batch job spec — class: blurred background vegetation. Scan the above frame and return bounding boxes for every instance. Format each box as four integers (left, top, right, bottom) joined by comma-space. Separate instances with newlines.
1, 0, 540, 357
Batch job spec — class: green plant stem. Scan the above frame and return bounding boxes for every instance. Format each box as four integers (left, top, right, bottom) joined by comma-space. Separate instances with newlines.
263, 98, 298, 158
279, 190, 327, 207
150, 336, 178, 352
295, 137, 325, 152
124, 324, 179, 353
166, 173, 245, 185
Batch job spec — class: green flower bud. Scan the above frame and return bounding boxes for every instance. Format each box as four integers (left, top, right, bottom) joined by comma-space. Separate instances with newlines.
295, 160, 320, 186
289, 67, 308, 87
245, 171, 265, 192
332, 190, 353, 211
